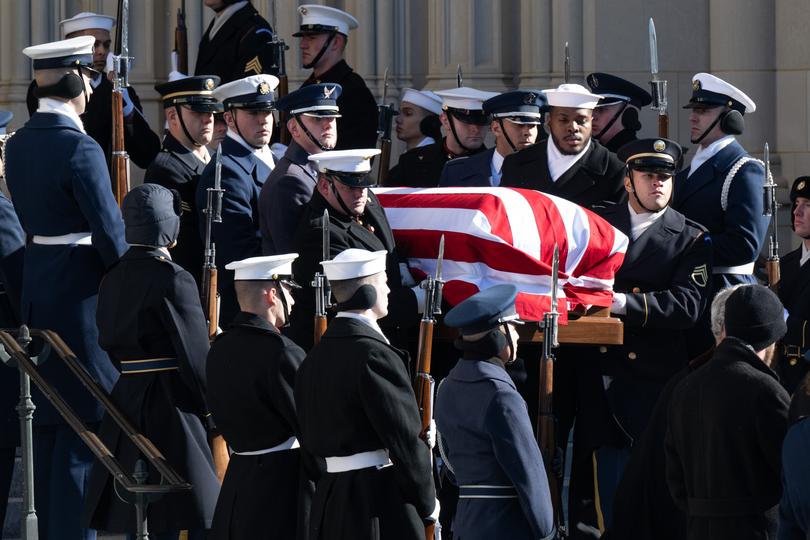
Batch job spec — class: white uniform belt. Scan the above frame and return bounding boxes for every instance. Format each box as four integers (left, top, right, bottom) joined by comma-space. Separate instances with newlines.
32, 232, 92, 246
712, 262, 755, 275
231, 436, 300, 456
325, 449, 392, 473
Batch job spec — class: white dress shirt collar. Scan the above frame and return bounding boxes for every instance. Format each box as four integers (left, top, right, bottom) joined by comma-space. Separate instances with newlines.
209, 1, 249, 38
547, 137, 591, 182
227, 128, 275, 170
335, 311, 389, 343
37, 97, 85, 133
688, 135, 736, 177
415, 136, 435, 148
628, 202, 668, 241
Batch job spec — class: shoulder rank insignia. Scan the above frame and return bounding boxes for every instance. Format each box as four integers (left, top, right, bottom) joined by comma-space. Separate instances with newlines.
690, 264, 708, 288
244, 56, 262, 75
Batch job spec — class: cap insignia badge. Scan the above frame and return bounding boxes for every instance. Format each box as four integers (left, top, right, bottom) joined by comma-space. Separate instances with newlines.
258, 81, 271, 95
205, 78, 215, 91
653, 140, 666, 152
692, 79, 701, 91
799, 180, 807, 191
524, 93, 536, 104
323, 85, 336, 99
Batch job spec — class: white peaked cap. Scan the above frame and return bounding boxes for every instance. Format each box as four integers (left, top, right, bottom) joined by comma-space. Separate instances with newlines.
434, 87, 499, 111
226, 253, 299, 281
213, 74, 280, 102
297, 5, 359, 36
321, 249, 387, 281
401, 88, 444, 115
308, 148, 381, 174
23, 35, 95, 62
60, 12, 115, 37
691, 73, 756, 113
544, 83, 603, 110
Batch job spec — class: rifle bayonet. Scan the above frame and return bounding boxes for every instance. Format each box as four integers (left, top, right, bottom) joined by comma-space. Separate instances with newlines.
763, 143, 780, 290
648, 18, 669, 137
456, 64, 463, 88
564, 42, 570, 84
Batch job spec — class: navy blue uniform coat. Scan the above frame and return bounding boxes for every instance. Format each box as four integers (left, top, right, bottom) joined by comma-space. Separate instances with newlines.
438, 148, 496, 188
775, 247, 810, 393
435, 358, 555, 540
196, 135, 271, 326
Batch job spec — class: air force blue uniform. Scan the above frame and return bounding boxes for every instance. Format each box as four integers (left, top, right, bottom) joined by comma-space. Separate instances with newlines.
196, 135, 271, 326
438, 148, 497, 187
5, 111, 127, 539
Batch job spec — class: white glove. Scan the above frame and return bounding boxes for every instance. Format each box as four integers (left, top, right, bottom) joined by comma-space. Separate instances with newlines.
426, 497, 441, 523
399, 262, 417, 287
122, 87, 135, 117
425, 419, 436, 449
412, 283, 427, 314
610, 292, 627, 315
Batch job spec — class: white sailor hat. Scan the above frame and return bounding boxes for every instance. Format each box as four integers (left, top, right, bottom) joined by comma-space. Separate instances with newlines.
401, 88, 444, 116
60, 12, 115, 37
544, 83, 603, 110
435, 87, 498, 125
226, 253, 300, 284
321, 249, 387, 281
23, 36, 96, 71
213, 74, 279, 110
309, 148, 381, 186
684, 73, 756, 114
293, 5, 359, 37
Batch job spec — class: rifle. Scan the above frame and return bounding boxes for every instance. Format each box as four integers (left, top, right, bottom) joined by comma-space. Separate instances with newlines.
564, 42, 570, 84
456, 64, 463, 88
648, 18, 669, 138
312, 209, 332, 344
763, 142, 780, 291
110, 0, 131, 207
537, 245, 566, 537
201, 144, 224, 340
269, 1, 291, 145
414, 235, 444, 540
174, 0, 188, 75
376, 67, 398, 186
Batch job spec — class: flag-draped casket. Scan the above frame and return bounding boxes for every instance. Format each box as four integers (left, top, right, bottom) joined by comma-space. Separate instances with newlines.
374, 187, 629, 322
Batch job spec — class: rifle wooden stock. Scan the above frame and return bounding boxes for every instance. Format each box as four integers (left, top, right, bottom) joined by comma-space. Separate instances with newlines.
314, 315, 327, 345
658, 114, 669, 139
174, 17, 188, 75
110, 90, 129, 207
278, 75, 290, 145
201, 267, 218, 339
414, 320, 435, 540
537, 355, 565, 532
767, 258, 780, 292
378, 140, 392, 187
209, 434, 229, 484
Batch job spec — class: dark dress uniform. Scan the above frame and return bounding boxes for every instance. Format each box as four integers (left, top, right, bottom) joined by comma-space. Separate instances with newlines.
196, 135, 271, 326
438, 147, 497, 187
0, 192, 24, 530
84, 245, 220, 534
302, 60, 378, 150
145, 132, 207, 283
295, 316, 436, 540
288, 190, 418, 350
601, 129, 637, 154
387, 139, 486, 188
665, 337, 790, 540
195, 2, 276, 83
259, 141, 319, 255
207, 311, 308, 540
500, 137, 627, 209
586, 72, 651, 154
780, 414, 810, 539
776, 246, 810, 393
26, 78, 161, 170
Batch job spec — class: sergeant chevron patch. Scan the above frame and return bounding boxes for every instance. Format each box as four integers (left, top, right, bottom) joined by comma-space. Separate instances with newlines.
244, 56, 262, 74
691, 264, 708, 287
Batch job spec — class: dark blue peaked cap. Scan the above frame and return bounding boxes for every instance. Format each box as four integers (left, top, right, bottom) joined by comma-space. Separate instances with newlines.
277, 83, 342, 116
617, 138, 683, 174
586, 72, 652, 108
444, 284, 523, 335
483, 90, 547, 124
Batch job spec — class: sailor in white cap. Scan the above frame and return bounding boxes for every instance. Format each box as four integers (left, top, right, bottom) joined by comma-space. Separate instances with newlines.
195, 73, 280, 327
672, 72, 769, 356
395, 88, 444, 151
5, 35, 128, 540
501, 83, 626, 209
386, 86, 497, 188
24, 10, 160, 169
295, 4, 378, 150
196, 0, 275, 84
288, 149, 421, 350
207, 252, 309, 540
294, 247, 439, 539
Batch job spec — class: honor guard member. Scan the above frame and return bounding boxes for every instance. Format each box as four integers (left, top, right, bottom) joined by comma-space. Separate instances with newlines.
394, 88, 444, 151
439, 90, 546, 187
501, 83, 626, 209
4, 36, 127, 540
259, 83, 341, 255
207, 254, 308, 540
569, 139, 712, 535
672, 73, 768, 354
26, 12, 161, 169
435, 284, 555, 540
587, 73, 652, 154
774, 177, 810, 393
295, 4, 378, 150
146, 75, 223, 284
295, 248, 439, 540
666, 285, 789, 540
84, 184, 219, 538
196, 73, 279, 326
196, 0, 277, 83
387, 87, 497, 188
288, 149, 420, 351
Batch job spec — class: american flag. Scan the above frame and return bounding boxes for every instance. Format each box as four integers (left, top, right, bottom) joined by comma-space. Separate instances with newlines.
374, 187, 629, 322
